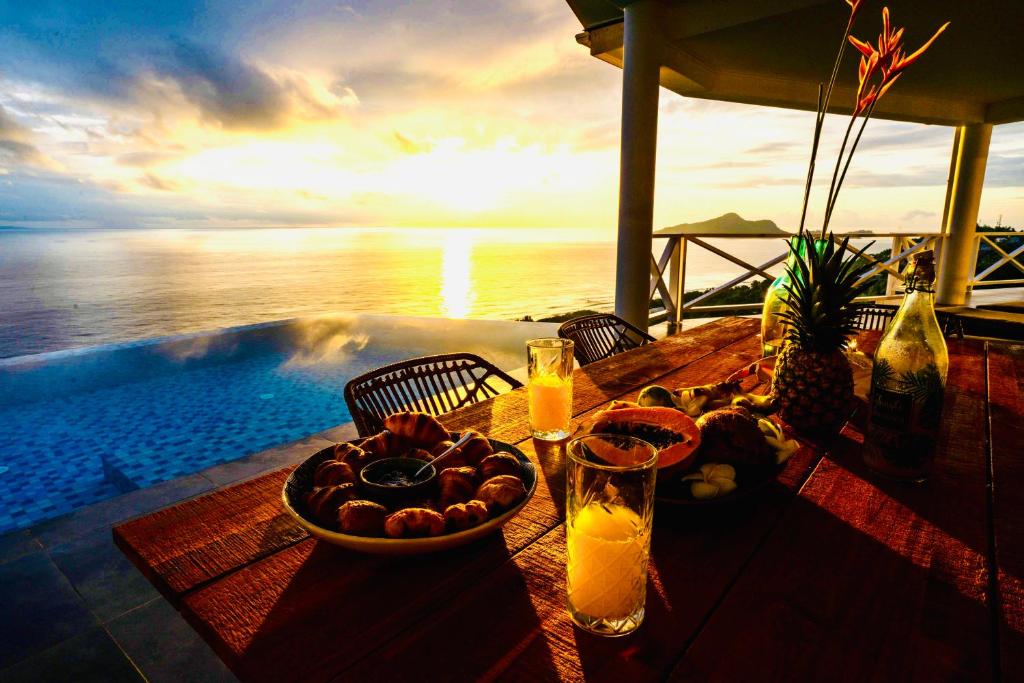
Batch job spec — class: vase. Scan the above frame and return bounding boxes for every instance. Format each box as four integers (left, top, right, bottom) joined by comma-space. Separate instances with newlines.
760, 237, 826, 356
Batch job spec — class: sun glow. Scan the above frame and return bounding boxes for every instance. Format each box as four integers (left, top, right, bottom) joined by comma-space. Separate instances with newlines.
440, 231, 475, 318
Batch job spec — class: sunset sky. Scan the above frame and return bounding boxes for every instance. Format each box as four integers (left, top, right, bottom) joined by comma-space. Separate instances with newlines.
1, 0, 1022, 233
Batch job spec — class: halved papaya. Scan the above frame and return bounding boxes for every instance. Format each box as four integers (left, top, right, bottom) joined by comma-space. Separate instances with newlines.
583, 406, 700, 475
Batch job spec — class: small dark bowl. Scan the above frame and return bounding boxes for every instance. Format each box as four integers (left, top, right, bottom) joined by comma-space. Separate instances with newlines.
359, 457, 437, 507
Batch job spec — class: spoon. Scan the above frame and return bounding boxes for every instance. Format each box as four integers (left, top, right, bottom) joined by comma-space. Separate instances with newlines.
415, 431, 474, 477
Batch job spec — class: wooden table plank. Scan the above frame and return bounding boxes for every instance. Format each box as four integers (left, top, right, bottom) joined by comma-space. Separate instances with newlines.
987, 342, 1024, 682
666, 339, 994, 682
113, 318, 760, 601
178, 332, 769, 682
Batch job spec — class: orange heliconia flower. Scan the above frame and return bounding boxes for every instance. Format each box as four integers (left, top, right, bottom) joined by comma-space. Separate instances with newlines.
847, 7, 949, 115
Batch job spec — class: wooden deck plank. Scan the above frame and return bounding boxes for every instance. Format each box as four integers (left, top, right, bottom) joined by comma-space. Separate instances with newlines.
178, 334, 769, 682
987, 342, 1024, 682
666, 339, 994, 682
113, 318, 760, 601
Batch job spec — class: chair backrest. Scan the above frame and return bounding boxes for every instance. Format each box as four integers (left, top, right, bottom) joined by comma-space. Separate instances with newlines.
343, 352, 523, 437
557, 313, 655, 366
853, 303, 964, 339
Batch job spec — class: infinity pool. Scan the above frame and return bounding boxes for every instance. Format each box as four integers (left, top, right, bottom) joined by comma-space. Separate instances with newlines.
0, 315, 554, 533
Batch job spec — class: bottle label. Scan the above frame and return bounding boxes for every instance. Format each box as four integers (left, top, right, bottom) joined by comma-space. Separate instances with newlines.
865, 361, 945, 473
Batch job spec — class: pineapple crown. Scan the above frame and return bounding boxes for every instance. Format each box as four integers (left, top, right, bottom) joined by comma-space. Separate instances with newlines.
777, 233, 868, 352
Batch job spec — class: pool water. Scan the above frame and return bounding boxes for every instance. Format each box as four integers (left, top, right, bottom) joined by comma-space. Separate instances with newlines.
0, 314, 553, 534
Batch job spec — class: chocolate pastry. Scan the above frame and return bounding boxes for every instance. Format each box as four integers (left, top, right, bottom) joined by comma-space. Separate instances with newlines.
478, 453, 521, 481
384, 507, 445, 538
444, 500, 489, 532
383, 412, 449, 448
314, 459, 356, 487
305, 484, 358, 526
438, 466, 477, 509
475, 475, 527, 513
459, 431, 493, 466
337, 500, 388, 536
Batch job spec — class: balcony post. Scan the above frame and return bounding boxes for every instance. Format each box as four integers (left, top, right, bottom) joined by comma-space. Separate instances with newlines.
936, 123, 992, 306
615, 0, 663, 330
668, 236, 686, 334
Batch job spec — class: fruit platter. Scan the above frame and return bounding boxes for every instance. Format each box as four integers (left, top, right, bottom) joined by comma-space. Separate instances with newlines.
282, 411, 537, 554
578, 363, 800, 505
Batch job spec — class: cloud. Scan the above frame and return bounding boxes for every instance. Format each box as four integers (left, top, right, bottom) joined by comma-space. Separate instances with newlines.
900, 209, 937, 222
744, 141, 800, 156
393, 131, 431, 155
141, 40, 353, 131
0, 105, 56, 169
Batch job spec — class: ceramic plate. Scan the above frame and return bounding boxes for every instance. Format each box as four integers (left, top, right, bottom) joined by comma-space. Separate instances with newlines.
282, 435, 536, 554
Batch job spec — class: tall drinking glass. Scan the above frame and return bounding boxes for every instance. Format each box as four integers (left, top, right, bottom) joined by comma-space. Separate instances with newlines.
527, 338, 574, 441
565, 434, 657, 636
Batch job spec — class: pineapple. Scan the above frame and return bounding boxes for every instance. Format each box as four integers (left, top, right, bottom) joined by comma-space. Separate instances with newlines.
771, 234, 867, 434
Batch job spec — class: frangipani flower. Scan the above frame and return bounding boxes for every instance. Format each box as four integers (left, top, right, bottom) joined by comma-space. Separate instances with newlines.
683, 463, 737, 500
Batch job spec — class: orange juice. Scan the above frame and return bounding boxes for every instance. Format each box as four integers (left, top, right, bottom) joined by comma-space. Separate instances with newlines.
528, 374, 571, 439
566, 503, 649, 622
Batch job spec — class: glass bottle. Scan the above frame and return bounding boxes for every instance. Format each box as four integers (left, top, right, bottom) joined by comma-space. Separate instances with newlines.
863, 250, 948, 481
760, 236, 825, 356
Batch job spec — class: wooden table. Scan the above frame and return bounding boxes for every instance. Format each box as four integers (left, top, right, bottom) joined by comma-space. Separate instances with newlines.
114, 318, 1024, 682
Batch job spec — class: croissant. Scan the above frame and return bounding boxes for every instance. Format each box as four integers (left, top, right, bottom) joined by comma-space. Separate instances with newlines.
314, 459, 356, 487
384, 507, 445, 538
444, 500, 489, 532
337, 500, 388, 536
459, 431, 494, 466
429, 440, 468, 469
406, 448, 434, 463
438, 466, 477, 509
305, 484, 358, 526
383, 412, 449, 448
360, 430, 409, 459
332, 442, 365, 467
475, 475, 527, 513
478, 453, 521, 481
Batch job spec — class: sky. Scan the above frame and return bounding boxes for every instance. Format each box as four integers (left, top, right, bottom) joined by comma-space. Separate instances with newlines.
0, 0, 1022, 233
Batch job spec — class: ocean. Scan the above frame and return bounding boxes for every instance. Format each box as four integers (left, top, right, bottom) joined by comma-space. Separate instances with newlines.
0, 226, 793, 359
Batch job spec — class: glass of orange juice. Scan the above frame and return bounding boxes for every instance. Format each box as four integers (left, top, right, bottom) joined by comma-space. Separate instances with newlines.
565, 434, 657, 636
527, 338, 574, 441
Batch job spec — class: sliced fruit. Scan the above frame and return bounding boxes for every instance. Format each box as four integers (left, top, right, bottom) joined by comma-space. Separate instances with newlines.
637, 385, 676, 409
585, 406, 701, 475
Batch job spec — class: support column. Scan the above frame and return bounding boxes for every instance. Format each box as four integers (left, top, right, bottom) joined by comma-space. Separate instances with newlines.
614, 0, 662, 330
936, 123, 992, 306
668, 237, 686, 334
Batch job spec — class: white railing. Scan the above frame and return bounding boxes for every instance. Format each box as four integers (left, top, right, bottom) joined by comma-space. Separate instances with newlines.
648, 230, 1021, 327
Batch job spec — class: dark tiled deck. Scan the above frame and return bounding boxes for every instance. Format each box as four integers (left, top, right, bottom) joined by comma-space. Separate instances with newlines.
0, 426, 355, 682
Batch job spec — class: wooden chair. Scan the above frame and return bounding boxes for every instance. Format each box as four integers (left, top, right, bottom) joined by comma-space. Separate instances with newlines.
853, 303, 964, 338
343, 352, 523, 437
557, 313, 656, 366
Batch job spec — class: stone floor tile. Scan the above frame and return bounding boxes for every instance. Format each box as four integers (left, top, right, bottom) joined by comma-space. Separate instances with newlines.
49, 527, 159, 624
199, 434, 333, 487
108, 599, 237, 683
0, 529, 42, 565
33, 474, 215, 548
0, 553, 96, 669
0, 627, 142, 683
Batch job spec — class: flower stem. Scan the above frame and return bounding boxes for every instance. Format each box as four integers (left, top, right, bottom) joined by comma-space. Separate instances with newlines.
824, 96, 880, 231
821, 111, 859, 238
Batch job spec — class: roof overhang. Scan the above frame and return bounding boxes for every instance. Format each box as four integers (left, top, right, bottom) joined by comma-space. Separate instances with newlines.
568, 0, 1024, 126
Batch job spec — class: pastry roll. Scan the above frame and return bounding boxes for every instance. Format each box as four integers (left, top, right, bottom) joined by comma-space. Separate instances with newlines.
478, 453, 521, 481
314, 459, 356, 487
337, 500, 388, 536
384, 507, 445, 538
305, 484, 358, 526
438, 466, 477, 509
475, 475, 527, 513
383, 412, 449, 448
459, 431, 494, 466
360, 430, 409, 459
444, 500, 489, 532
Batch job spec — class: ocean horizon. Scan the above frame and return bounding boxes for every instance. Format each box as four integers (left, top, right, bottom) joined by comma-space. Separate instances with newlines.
0, 226, 810, 359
